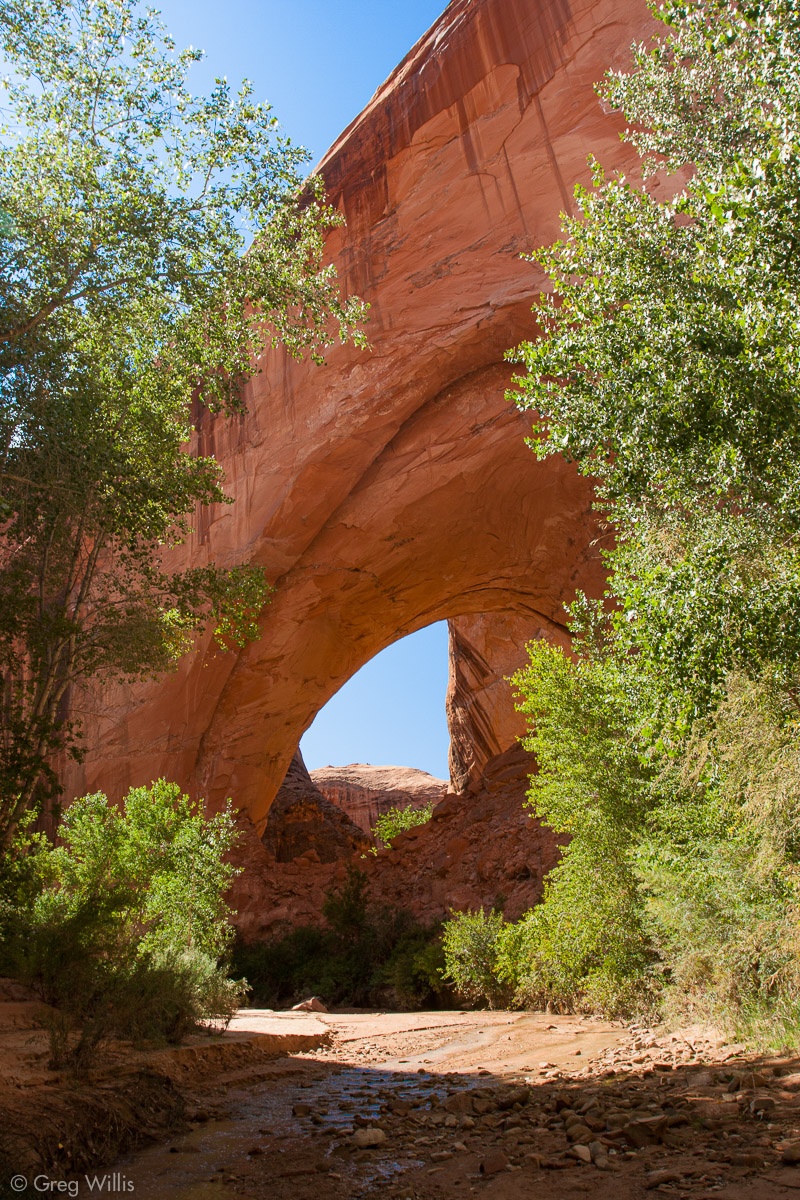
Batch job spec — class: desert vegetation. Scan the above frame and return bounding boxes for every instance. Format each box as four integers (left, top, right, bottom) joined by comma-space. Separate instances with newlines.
0, 0, 364, 1053
0, 780, 243, 1070
441, 0, 800, 1045
372, 800, 434, 848
231, 864, 450, 1011
2, 0, 800, 1079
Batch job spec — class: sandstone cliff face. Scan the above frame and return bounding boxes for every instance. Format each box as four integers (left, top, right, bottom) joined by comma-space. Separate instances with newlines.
60, 0, 652, 829
309, 764, 447, 833
231, 749, 561, 940
446, 612, 568, 792
260, 752, 370, 864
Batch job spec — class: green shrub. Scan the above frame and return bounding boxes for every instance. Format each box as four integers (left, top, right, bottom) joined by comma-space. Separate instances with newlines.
372, 802, 433, 848
506, 637, 800, 1037
441, 907, 511, 1008
0, 779, 244, 1069
498, 854, 657, 1018
503, 640, 658, 1016
231, 867, 445, 1010
638, 673, 800, 1041
232, 924, 331, 1008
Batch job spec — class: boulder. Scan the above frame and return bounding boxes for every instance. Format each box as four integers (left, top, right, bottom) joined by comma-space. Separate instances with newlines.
291, 997, 329, 1014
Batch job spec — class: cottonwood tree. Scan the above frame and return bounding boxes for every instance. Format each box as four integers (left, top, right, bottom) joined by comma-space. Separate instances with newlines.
0, 0, 367, 844
502, 0, 800, 1020
513, 0, 800, 727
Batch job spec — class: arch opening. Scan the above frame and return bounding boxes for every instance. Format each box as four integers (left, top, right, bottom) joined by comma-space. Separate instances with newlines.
299, 620, 451, 781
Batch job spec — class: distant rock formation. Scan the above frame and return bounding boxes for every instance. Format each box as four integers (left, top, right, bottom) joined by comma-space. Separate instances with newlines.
261, 752, 370, 864
309, 764, 447, 833
230, 745, 562, 941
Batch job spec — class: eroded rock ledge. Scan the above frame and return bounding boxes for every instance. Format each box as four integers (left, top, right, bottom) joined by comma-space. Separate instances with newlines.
309, 764, 447, 833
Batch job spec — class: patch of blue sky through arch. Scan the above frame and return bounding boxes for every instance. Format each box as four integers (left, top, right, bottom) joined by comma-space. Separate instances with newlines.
300, 622, 451, 780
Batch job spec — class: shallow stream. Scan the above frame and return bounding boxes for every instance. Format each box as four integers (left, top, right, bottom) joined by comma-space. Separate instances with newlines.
111, 1062, 454, 1198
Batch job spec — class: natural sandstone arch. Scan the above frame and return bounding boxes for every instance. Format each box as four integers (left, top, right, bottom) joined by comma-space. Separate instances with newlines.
61, 0, 652, 829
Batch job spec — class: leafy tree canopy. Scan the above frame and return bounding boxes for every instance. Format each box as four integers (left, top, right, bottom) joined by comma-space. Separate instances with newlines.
372, 801, 433, 849
512, 0, 800, 727
0, 0, 367, 841
494, 0, 800, 1030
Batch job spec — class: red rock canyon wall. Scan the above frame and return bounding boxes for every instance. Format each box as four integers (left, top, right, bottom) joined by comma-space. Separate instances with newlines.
61, 0, 652, 831
309, 765, 448, 834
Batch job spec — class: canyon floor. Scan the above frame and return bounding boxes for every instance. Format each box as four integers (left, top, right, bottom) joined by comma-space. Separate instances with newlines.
6, 986, 800, 1199
108, 1009, 800, 1200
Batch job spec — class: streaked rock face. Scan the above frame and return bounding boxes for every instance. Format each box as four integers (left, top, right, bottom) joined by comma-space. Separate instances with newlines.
446, 611, 569, 793
309, 764, 448, 833
261, 752, 371, 863
62, 0, 652, 844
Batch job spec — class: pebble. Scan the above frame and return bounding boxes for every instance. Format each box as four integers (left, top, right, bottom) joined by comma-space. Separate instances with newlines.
567, 1122, 593, 1142
620, 1115, 668, 1147
352, 1127, 387, 1148
479, 1150, 509, 1174
646, 1168, 683, 1188
729, 1152, 765, 1167
569, 1144, 592, 1164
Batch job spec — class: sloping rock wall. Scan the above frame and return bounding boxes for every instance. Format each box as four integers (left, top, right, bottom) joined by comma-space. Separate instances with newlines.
309, 764, 447, 833
447, 611, 568, 792
61, 0, 652, 833
230, 766, 562, 940
260, 752, 370, 863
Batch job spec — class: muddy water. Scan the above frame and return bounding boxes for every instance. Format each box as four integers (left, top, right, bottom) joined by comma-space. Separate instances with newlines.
112, 1062, 452, 1198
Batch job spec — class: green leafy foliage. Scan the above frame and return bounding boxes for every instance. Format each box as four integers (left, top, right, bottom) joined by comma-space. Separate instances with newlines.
440, 643, 658, 1016
0, 0, 367, 840
384, 934, 450, 1011
372, 801, 433, 849
0, 780, 244, 1068
499, 644, 658, 1016
491, 0, 800, 1037
440, 907, 511, 1009
639, 674, 800, 1039
232, 865, 449, 1010
511, 0, 800, 730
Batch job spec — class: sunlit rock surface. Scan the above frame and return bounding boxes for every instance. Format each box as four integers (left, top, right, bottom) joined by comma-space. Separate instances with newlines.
309, 764, 448, 833
62, 0, 652, 855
